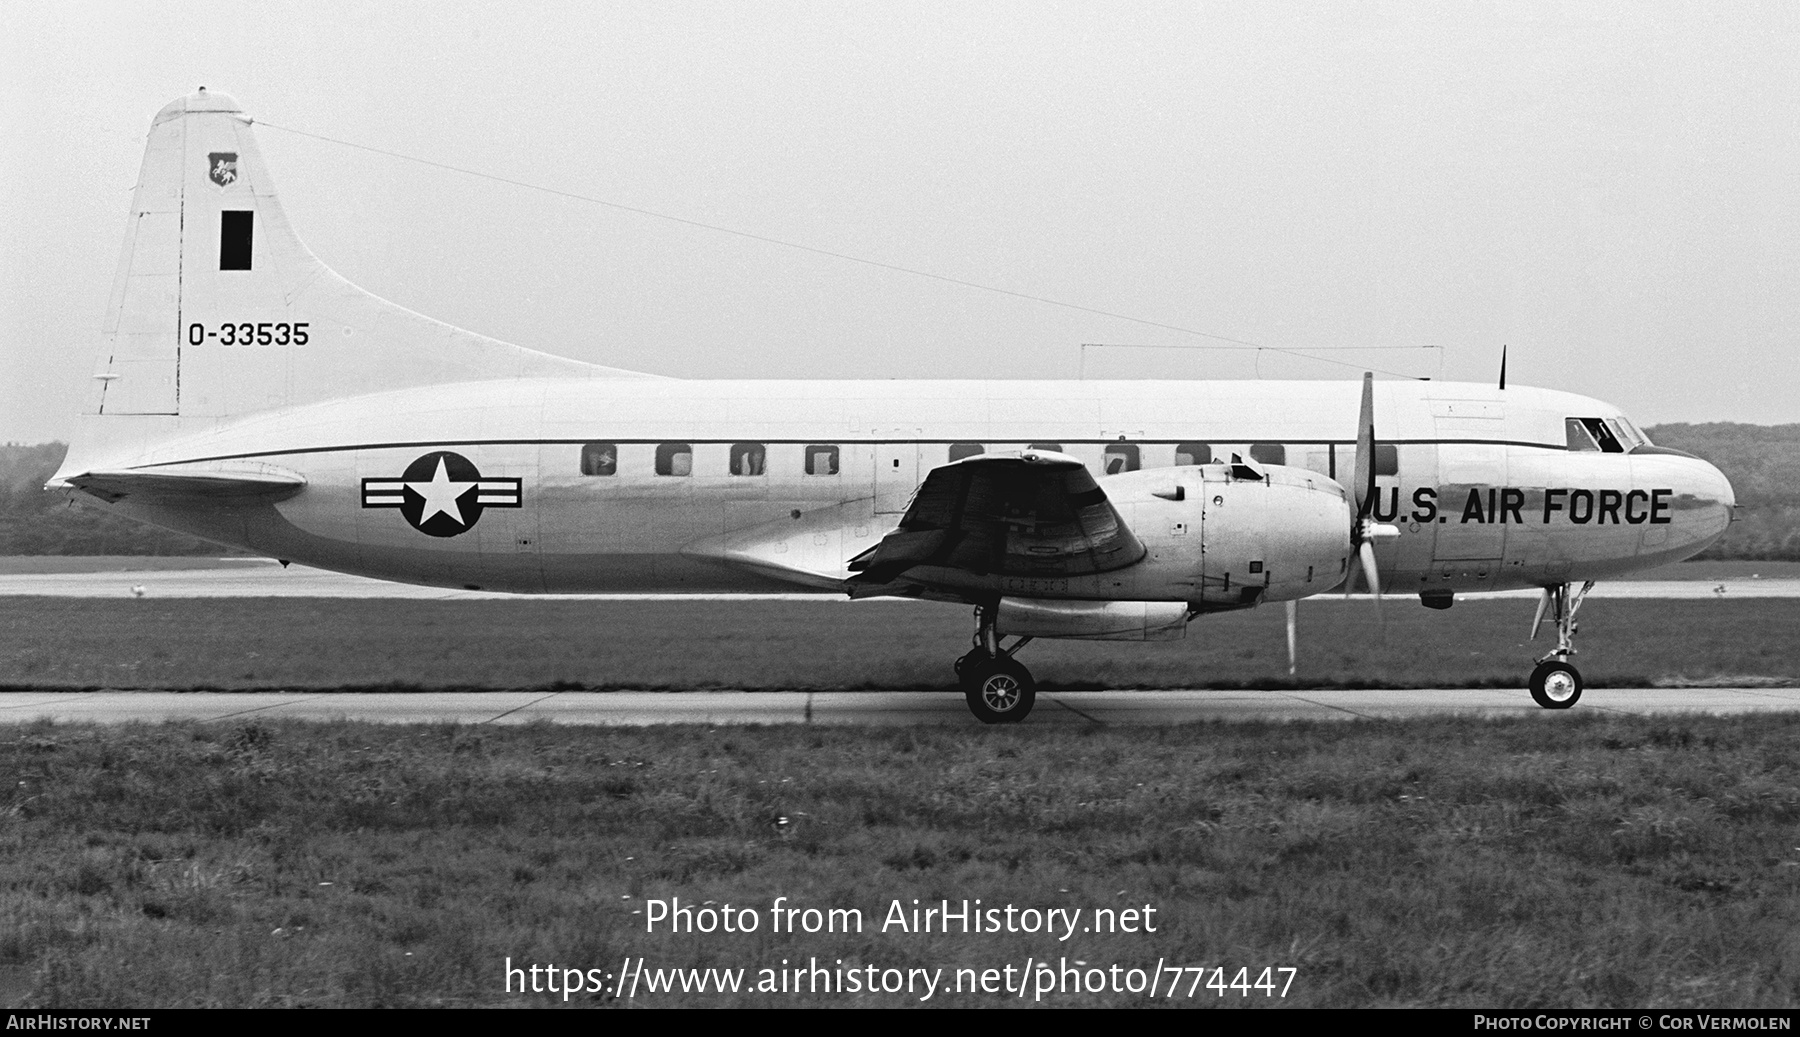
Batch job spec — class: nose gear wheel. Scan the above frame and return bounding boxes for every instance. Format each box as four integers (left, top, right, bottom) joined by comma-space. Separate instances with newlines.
1529, 659, 1583, 709
1527, 581, 1593, 709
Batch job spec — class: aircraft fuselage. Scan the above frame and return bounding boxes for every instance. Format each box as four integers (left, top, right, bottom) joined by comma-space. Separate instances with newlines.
82, 375, 1735, 602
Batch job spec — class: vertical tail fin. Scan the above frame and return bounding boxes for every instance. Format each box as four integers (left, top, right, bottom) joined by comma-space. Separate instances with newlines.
72, 88, 649, 466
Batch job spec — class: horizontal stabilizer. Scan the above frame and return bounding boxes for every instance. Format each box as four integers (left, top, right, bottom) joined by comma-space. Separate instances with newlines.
56, 463, 307, 504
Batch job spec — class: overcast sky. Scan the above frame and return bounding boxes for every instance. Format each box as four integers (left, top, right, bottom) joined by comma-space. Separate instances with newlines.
4, 1, 1798, 443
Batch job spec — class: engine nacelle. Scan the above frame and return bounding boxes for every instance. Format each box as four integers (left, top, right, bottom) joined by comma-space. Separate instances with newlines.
1193, 460, 1353, 607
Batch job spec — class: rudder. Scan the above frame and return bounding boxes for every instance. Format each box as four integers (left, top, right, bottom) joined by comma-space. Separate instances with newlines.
86, 88, 648, 427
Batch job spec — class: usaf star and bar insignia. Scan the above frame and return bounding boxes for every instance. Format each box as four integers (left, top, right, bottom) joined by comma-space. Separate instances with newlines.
361, 451, 521, 538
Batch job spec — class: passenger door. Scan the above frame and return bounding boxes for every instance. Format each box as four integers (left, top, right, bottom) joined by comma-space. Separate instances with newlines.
874, 442, 920, 515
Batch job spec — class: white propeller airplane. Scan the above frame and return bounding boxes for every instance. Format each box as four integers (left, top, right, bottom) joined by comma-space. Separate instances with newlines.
50, 90, 1736, 722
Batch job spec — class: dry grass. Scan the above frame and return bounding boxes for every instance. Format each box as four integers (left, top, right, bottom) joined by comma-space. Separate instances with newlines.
1, 714, 1798, 1007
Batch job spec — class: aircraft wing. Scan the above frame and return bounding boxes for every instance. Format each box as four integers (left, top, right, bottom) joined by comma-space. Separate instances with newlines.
54, 463, 307, 504
847, 451, 1144, 588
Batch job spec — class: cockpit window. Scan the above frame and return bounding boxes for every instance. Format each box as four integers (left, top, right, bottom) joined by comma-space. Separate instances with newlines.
1608, 417, 1648, 450
1567, 417, 1624, 453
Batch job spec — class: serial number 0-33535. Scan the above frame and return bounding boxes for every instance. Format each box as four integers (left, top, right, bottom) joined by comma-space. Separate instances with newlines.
187, 322, 310, 346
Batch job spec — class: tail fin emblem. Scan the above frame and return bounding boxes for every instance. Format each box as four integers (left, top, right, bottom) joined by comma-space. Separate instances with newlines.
208, 152, 239, 188
361, 451, 522, 538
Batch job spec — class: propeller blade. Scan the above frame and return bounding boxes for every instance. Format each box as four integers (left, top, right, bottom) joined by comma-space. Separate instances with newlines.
1530, 587, 1550, 641
1285, 599, 1297, 677
1353, 371, 1376, 518
1358, 538, 1383, 626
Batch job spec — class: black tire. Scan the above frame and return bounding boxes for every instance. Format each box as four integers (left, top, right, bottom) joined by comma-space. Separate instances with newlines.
963, 657, 1035, 724
1529, 660, 1583, 709
954, 649, 990, 688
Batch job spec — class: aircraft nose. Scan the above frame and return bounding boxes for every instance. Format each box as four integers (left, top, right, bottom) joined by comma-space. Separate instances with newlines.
1626, 451, 1734, 562
1689, 455, 1734, 511
1673, 455, 1735, 547
1706, 459, 1735, 511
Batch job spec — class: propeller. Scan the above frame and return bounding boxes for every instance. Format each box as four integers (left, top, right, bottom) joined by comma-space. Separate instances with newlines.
1292, 373, 1395, 679
1344, 372, 1400, 622
1285, 599, 1297, 677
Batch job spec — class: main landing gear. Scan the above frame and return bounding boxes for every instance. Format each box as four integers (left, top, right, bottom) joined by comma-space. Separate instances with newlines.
1529, 580, 1594, 709
956, 606, 1037, 724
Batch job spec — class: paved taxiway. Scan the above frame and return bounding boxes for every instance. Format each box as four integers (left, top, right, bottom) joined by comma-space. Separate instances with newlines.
4, 562, 1800, 599
2, 687, 1797, 727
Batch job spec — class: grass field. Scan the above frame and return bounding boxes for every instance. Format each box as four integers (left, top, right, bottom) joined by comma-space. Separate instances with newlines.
1614, 560, 1800, 581
2, 714, 1797, 1007
3, 596, 1798, 693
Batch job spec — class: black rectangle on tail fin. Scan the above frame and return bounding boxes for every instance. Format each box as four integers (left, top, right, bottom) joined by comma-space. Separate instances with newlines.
219, 210, 253, 270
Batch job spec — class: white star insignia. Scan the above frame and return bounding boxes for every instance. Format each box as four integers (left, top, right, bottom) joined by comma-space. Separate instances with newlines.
407, 457, 476, 527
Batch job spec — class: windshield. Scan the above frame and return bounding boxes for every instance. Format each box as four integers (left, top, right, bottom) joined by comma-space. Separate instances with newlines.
1611, 416, 1651, 448
1566, 417, 1621, 452
1567, 415, 1652, 453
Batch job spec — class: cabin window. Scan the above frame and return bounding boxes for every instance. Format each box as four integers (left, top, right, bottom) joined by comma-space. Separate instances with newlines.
1103, 443, 1140, 474
655, 442, 693, 476
730, 442, 766, 476
805, 445, 840, 476
579, 442, 617, 476
1175, 441, 1212, 466
948, 442, 985, 462
1028, 442, 1063, 453
1249, 442, 1286, 466
1375, 443, 1399, 476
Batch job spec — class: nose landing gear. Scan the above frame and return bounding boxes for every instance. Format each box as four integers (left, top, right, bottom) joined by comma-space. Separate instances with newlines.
956, 605, 1037, 723
1529, 581, 1594, 709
